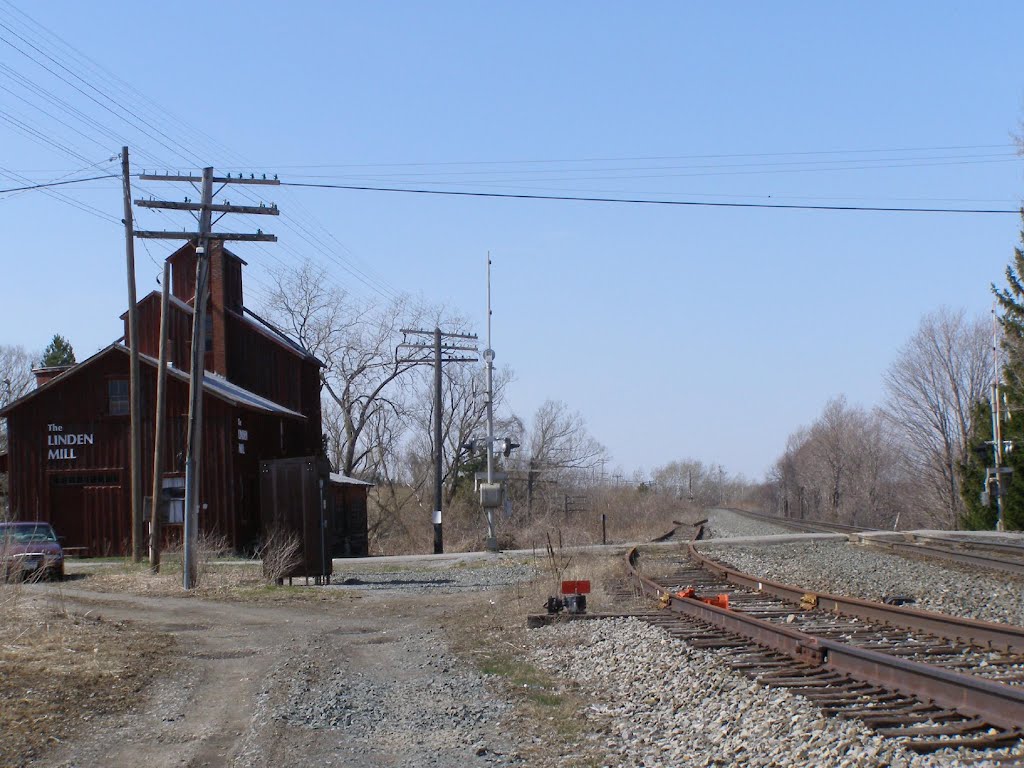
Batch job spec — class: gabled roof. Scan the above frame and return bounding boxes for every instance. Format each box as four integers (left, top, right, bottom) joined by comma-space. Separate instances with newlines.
118, 292, 323, 368
120, 291, 194, 320
234, 306, 325, 367
0, 344, 305, 420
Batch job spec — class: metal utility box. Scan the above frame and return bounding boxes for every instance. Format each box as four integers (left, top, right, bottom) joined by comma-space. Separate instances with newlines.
259, 456, 332, 581
479, 482, 503, 508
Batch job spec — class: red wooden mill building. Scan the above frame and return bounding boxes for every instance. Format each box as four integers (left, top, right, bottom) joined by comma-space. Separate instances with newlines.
0, 242, 369, 558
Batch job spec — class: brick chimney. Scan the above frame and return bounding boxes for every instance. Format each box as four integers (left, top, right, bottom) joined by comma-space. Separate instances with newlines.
32, 365, 73, 387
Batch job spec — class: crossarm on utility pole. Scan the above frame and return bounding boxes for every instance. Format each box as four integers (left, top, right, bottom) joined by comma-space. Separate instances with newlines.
135, 200, 279, 215
135, 231, 278, 242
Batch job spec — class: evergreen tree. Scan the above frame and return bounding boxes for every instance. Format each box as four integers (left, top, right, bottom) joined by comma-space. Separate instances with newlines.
40, 334, 75, 367
962, 209, 1024, 529
995, 210, 1024, 396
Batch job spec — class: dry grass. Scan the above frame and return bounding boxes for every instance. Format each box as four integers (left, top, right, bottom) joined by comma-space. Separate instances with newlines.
0, 584, 174, 768
257, 526, 302, 584
443, 548, 636, 767
73, 558, 363, 604
368, 483, 706, 556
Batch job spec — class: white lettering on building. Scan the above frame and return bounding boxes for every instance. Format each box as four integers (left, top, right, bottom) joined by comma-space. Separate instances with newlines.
46, 424, 94, 461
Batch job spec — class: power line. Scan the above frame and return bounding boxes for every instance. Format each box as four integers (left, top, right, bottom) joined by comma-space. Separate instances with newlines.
206, 143, 1020, 170
278, 182, 1023, 214
0, 173, 117, 195
278, 151, 1020, 180
0, 9, 397, 302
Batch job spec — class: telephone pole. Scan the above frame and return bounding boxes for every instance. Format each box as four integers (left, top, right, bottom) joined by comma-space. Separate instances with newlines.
482, 253, 499, 551
121, 147, 144, 563
135, 167, 278, 589
399, 327, 478, 554
149, 260, 171, 572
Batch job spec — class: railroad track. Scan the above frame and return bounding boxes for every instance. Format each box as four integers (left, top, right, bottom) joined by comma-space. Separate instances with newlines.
724, 507, 1024, 578
621, 540, 1024, 756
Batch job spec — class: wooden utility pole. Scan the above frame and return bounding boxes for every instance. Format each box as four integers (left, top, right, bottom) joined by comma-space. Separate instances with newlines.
121, 147, 144, 563
148, 261, 171, 572
135, 167, 278, 589
398, 327, 478, 554
179, 168, 215, 588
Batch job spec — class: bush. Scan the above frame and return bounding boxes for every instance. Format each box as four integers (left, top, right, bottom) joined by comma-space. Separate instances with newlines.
257, 527, 302, 584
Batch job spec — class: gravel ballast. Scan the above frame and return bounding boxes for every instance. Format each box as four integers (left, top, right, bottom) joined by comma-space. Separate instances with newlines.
700, 511, 1024, 626
704, 508, 803, 539
529, 617, 997, 768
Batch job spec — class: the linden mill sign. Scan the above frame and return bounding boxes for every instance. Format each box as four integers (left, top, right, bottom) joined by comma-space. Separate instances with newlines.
46, 423, 94, 460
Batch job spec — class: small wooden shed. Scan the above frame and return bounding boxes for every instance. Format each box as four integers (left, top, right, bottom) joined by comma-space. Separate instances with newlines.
328, 473, 372, 557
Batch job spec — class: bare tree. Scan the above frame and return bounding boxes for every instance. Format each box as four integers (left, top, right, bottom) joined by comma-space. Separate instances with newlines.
424, 362, 513, 506
1, 344, 36, 514
0, 344, 35, 450
651, 459, 734, 507
882, 308, 991, 528
809, 396, 855, 519
264, 260, 423, 478
516, 400, 608, 517
768, 399, 906, 528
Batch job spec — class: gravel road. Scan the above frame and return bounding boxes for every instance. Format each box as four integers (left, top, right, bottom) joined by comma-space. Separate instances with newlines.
25, 536, 1024, 768
27, 561, 534, 768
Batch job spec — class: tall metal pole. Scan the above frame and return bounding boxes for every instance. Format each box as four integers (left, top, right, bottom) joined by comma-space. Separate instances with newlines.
433, 326, 444, 554
992, 307, 1006, 532
149, 261, 171, 572
121, 147, 144, 563
483, 253, 498, 551
183, 167, 214, 588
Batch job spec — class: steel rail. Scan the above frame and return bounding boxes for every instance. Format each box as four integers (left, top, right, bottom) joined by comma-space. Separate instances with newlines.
722, 507, 873, 534
626, 547, 1024, 731
725, 507, 1024, 578
862, 538, 1024, 577
687, 542, 1024, 653
910, 533, 1024, 557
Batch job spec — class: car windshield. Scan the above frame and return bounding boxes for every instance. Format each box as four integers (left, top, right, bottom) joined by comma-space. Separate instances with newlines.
0, 525, 58, 543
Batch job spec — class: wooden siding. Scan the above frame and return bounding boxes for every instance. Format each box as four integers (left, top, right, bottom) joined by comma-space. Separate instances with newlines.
129, 292, 193, 371
328, 483, 369, 557
224, 312, 316, 420
3, 348, 317, 555
4, 240, 341, 557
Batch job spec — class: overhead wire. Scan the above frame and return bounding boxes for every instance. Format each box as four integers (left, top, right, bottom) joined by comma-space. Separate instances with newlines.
278, 181, 1022, 215
1, 0, 1020, 307
0, 172, 117, 195
280, 150, 1020, 180
0, 1, 404, 302
225, 142, 1016, 169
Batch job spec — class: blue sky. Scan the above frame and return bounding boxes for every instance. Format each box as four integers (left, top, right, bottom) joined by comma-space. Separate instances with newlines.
1, 2, 1022, 479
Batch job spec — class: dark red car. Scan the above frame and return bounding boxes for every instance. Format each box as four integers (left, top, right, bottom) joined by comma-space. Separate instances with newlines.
0, 521, 65, 581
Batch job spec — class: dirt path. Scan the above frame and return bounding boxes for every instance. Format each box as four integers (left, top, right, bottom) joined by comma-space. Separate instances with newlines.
30, 585, 522, 768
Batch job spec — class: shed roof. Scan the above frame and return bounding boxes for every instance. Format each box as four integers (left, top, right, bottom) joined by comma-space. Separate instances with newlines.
329, 472, 374, 487
0, 344, 305, 420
